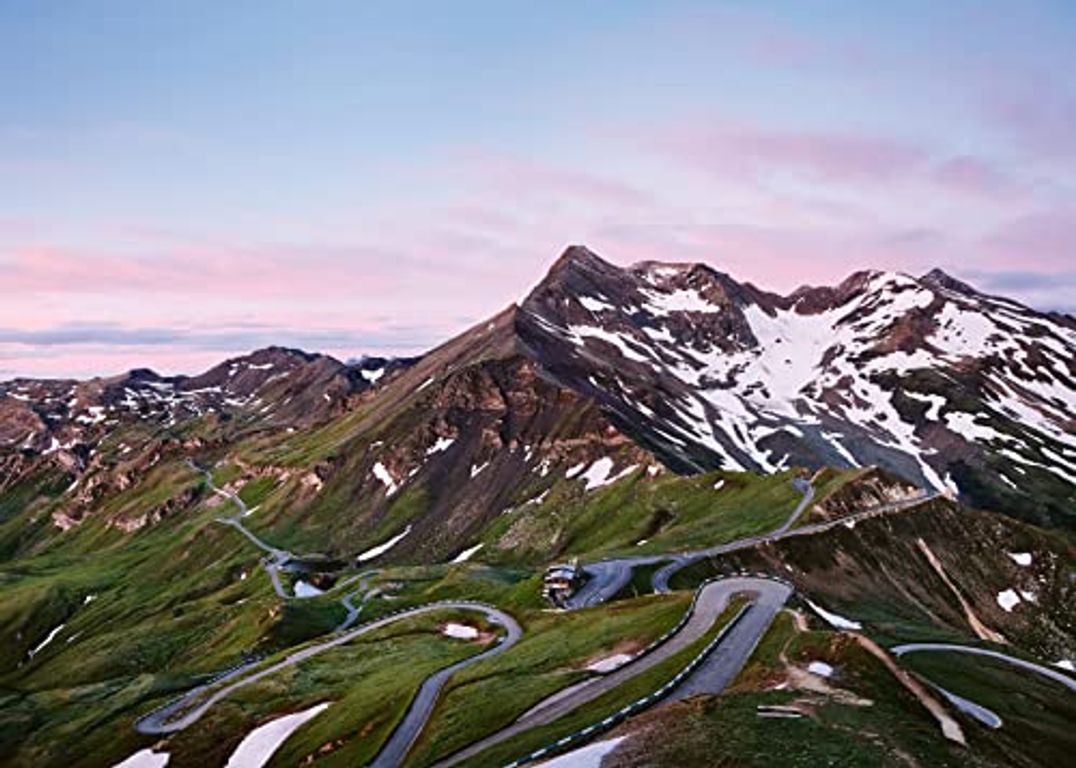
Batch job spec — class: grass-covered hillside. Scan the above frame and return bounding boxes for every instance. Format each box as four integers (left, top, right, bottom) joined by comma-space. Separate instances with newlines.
588, 606, 1075, 768
671, 497, 1076, 661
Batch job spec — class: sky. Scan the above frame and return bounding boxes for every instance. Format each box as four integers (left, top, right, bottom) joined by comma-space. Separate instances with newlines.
2, 0, 1074, 379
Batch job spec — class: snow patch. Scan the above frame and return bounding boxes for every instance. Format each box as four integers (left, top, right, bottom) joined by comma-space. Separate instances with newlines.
523, 489, 551, 508
1007, 552, 1032, 566
452, 543, 484, 563
579, 295, 615, 313
642, 286, 719, 315
293, 580, 325, 598
224, 702, 330, 768
28, 623, 65, 658
426, 436, 455, 455
577, 458, 638, 491
805, 599, 862, 630
807, 661, 834, 678
357, 525, 412, 562
372, 462, 399, 496
944, 411, 1009, 443
442, 623, 479, 640
112, 749, 170, 768
586, 653, 634, 673
360, 367, 385, 384
996, 589, 1021, 612
566, 324, 652, 363
904, 391, 945, 420
641, 324, 675, 343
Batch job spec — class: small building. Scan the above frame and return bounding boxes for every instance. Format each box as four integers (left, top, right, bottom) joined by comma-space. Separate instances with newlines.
542, 560, 581, 606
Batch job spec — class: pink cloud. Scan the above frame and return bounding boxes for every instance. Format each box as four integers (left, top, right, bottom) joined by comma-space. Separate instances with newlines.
984, 208, 1076, 270
987, 88, 1076, 161
0, 344, 237, 380
932, 156, 1018, 198
457, 152, 652, 210
585, 220, 952, 295
653, 122, 927, 184
2, 243, 404, 298
746, 30, 823, 68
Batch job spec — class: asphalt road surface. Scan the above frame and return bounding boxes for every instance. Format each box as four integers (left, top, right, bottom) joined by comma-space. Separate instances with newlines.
562, 479, 813, 610
370, 609, 524, 768
669, 580, 791, 699
651, 487, 936, 593
892, 643, 1076, 692
650, 478, 814, 594
136, 601, 520, 735
432, 577, 791, 768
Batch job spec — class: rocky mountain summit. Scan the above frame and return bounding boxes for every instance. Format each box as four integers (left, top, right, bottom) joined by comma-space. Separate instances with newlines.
515, 247, 1075, 528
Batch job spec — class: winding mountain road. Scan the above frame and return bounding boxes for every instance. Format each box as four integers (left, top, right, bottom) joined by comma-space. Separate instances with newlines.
155, 468, 941, 767
191, 460, 369, 608
371, 610, 524, 768
650, 478, 813, 594
432, 577, 792, 768
569, 479, 931, 606
892, 643, 1076, 692
650, 485, 935, 594
669, 578, 792, 700
564, 479, 813, 609
136, 601, 521, 735
336, 570, 382, 631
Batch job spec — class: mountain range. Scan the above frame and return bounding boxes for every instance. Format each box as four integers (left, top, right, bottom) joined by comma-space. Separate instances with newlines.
4, 246, 1072, 549
1, 247, 1074, 768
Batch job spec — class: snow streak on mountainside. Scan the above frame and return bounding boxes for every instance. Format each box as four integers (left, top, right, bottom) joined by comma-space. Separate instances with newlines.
516, 247, 1076, 528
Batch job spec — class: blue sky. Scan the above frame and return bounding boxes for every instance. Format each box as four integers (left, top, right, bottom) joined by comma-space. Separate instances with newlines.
2, 1, 1074, 377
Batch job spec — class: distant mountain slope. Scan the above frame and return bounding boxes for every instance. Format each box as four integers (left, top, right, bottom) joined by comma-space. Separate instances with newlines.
0, 347, 416, 537
0, 346, 410, 457
516, 246, 1075, 528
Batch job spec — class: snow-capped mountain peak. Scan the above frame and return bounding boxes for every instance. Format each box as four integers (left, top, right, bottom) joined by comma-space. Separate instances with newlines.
518, 248, 1075, 526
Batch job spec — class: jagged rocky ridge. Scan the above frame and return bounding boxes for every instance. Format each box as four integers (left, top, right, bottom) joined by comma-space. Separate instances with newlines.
0, 346, 415, 456
515, 247, 1076, 528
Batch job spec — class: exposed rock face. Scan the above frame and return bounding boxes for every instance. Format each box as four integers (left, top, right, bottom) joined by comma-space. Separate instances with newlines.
0, 348, 418, 531
805, 466, 921, 525
515, 246, 1076, 529
273, 330, 662, 562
